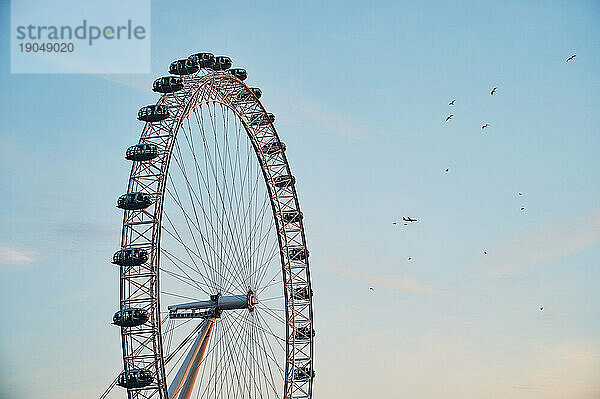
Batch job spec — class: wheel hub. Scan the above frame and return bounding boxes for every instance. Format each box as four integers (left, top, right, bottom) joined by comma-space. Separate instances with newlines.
168, 289, 258, 319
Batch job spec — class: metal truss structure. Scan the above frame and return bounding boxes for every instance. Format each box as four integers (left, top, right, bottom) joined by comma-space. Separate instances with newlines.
109, 53, 314, 399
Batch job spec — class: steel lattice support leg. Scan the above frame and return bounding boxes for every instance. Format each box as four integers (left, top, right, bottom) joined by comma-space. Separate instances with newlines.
168, 317, 215, 399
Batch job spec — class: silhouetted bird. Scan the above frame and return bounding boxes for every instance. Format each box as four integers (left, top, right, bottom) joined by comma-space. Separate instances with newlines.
408, 257, 412, 261
445, 114, 454, 121
520, 207, 526, 211
566, 54, 576, 62
518, 192, 523, 196
490, 87, 497, 95
484, 251, 488, 255
445, 168, 449, 173
369, 287, 374, 291
449, 99, 455, 106
481, 123, 489, 129
540, 306, 543, 311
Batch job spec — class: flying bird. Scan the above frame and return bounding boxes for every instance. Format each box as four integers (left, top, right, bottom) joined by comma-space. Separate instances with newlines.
481, 123, 489, 129
393, 222, 397, 225
518, 192, 523, 196
407, 257, 412, 261
520, 207, 526, 211
484, 251, 488, 255
445, 114, 454, 121
490, 87, 497, 95
445, 168, 449, 173
539, 306, 543, 311
369, 287, 374, 291
448, 99, 455, 106
566, 54, 576, 62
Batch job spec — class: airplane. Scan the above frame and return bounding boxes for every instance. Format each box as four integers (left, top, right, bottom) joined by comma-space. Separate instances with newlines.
402, 216, 417, 223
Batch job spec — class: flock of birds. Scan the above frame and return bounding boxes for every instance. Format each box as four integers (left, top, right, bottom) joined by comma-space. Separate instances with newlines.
443, 53, 575, 130
369, 54, 578, 311
444, 86, 497, 129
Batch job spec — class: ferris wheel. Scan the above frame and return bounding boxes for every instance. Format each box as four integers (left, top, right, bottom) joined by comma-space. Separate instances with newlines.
102, 52, 315, 399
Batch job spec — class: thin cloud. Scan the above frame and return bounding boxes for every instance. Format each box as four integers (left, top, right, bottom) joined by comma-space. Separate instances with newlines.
96, 74, 153, 93
291, 98, 367, 140
475, 213, 600, 277
323, 263, 446, 296
95, 74, 369, 141
0, 246, 34, 267
528, 341, 600, 397
49, 221, 115, 240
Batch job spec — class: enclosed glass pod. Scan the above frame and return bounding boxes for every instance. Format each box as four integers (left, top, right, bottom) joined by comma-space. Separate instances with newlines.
236, 89, 252, 101
113, 308, 149, 327
261, 141, 286, 155
228, 68, 247, 81
237, 87, 262, 101
117, 369, 153, 389
137, 105, 170, 122
210, 56, 232, 71
293, 366, 315, 381
294, 326, 315, 341
292, 286, 313, 301
112, 247, 149, 266
250, 87, 262, 99
188, 52, 215, 68
117, 192, 153, 210
273, 174, 295, 188
250, 112, 275, 126
169, 58, 199, 75
125, 143, 159, 161
281, 210, 303, 224
152, 76, 184, 94
288, 247, 309, 261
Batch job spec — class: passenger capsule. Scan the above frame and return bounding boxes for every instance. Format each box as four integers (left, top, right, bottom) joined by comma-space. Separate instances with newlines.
292, 286, 313, 301
126, 143, 159, 162
237, 87, 261, 101
188, 52, 215, 68
273, 175, 295, 188
137, 105, 169, 123
261, 141, 286, 155
210, 56, 232, 71
281, 210, 303, 224
288, 247, 308, 261
293, 366, 315, 381
152, 76, 184, 94
113, 308, 149, 327
117, 369, 153, 389
169, 58, 199, 75
237, 90, 251, 101
294, 326, 315, 341
250, 112, 275, 126
117, 192, 153, 210
228, 68, 247, 81
112, 247, 149, 266
250, 87, 262, 99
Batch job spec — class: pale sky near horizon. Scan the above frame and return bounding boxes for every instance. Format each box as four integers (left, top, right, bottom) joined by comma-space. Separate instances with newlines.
1, 1, 599, 398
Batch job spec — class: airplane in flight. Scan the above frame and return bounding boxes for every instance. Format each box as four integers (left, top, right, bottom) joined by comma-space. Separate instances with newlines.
402, 216, 417, 223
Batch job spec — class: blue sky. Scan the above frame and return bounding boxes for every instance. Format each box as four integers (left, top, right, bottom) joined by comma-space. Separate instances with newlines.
1, 1, 599, 398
